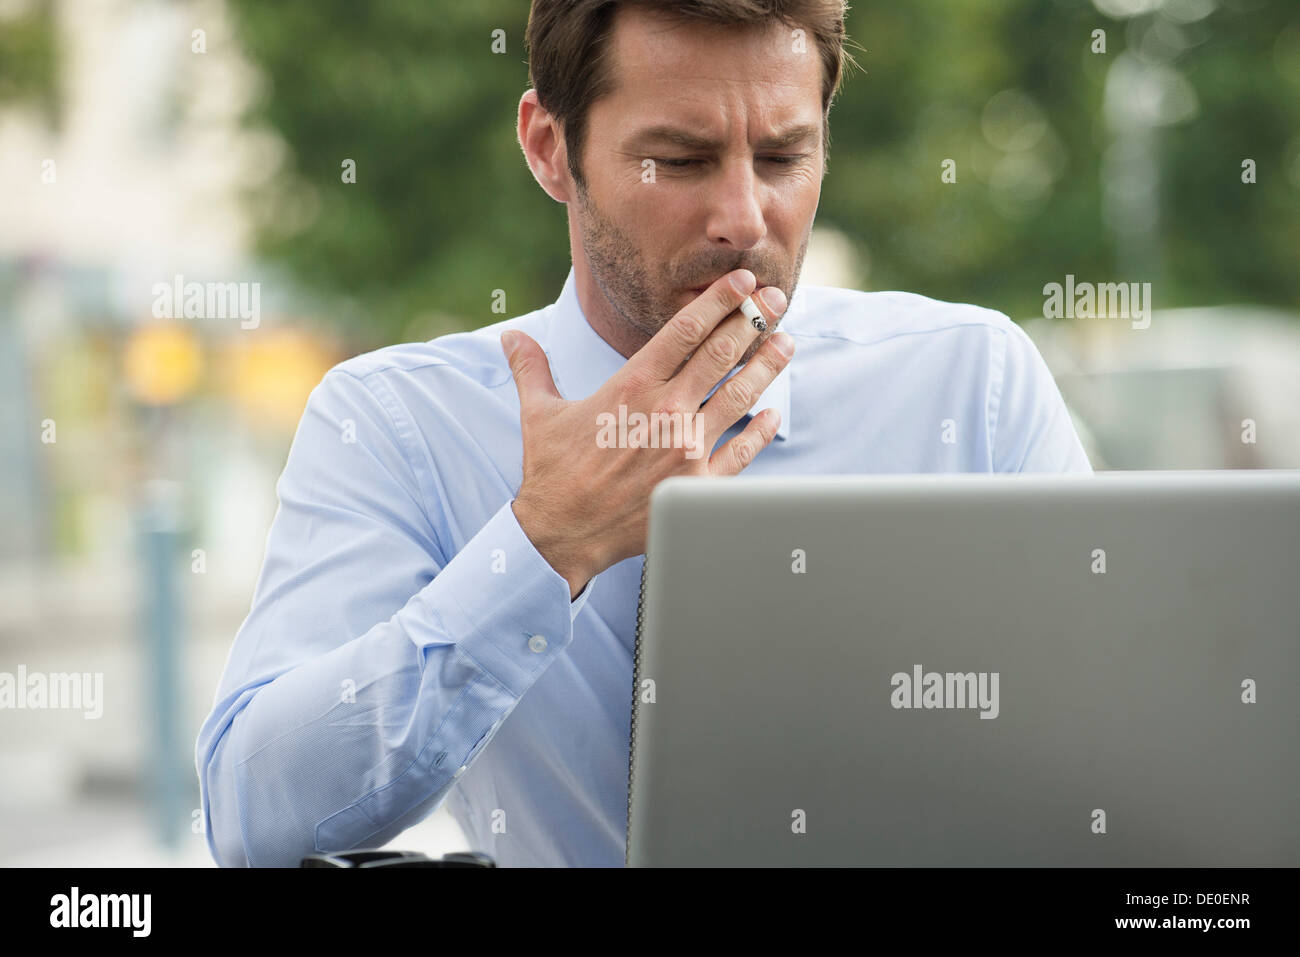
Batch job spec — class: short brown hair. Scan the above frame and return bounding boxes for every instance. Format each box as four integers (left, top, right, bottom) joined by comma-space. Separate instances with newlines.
526, 0, 858, 191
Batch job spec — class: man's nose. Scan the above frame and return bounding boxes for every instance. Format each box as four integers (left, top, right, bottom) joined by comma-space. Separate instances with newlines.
702, 156, 766, 250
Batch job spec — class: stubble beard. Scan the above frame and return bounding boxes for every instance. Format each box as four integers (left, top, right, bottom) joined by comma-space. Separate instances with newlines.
575, 180, 809, 365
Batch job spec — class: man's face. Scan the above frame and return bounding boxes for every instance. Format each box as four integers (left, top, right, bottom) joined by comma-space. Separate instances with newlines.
569, 6, 824, 363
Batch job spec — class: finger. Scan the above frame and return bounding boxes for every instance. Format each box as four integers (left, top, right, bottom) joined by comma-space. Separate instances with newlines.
626, 269, 757, 384
698, 330, 794, 442
708, 407, 780, 476
675, 284, 788, 402
501, 330, 562, 411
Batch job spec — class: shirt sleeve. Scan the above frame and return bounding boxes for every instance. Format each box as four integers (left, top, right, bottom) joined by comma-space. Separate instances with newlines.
989, 320, 1093, 474
195, 367, 594, 867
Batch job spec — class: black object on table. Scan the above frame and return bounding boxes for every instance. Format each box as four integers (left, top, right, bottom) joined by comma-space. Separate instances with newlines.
300, 849, 495, 868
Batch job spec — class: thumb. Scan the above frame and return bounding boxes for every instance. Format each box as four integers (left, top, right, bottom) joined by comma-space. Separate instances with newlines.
501, 330, 562, 407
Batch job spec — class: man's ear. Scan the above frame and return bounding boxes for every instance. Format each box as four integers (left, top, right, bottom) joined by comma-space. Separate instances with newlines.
518, 89, 575, 204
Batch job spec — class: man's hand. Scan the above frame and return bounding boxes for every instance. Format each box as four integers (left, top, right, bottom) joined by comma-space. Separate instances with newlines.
503, 268, 793, 599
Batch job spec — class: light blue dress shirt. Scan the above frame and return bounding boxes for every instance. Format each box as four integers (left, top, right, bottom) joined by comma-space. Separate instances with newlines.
196, 267, 1092, 867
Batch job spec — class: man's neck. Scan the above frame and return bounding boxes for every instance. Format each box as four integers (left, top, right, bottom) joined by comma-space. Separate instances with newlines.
572, 266, 650, 361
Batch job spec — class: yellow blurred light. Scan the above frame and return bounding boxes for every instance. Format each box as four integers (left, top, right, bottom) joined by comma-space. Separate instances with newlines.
123, 322, 203, 405
222, 328, 337, 431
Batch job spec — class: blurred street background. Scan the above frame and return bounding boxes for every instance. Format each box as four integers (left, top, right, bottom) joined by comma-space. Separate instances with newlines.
1, 0, 1297, 866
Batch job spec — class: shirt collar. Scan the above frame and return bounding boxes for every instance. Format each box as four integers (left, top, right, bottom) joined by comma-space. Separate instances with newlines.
543, 267, 792, 441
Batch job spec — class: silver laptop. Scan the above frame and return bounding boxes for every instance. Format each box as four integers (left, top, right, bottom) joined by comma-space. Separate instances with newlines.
625, 471, 1300, 866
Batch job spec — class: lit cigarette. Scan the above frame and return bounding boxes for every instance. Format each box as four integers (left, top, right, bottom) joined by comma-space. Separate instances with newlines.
739, 295, 766, 332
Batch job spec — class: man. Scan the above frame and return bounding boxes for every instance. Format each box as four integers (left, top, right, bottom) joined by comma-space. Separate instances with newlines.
197, 0, 1091, 867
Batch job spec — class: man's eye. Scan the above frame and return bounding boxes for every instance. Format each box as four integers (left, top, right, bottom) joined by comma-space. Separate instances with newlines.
655, 155, 803, 169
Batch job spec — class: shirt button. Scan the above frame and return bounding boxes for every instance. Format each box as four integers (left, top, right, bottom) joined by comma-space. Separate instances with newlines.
528, 634, 548, 654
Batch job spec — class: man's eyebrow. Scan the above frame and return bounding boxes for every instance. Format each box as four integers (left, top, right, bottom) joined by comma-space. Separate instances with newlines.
627, 123, 819, 151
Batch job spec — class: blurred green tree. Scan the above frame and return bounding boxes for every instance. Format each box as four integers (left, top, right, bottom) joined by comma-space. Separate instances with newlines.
0, 0, 59, 122
229, 0, 558, 349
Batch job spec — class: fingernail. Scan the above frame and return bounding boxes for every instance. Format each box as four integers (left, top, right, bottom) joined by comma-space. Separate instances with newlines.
730, 270, 756, 295
500, 330, 518, 356
758, 286, 787, 316
770, 331, 795, 357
